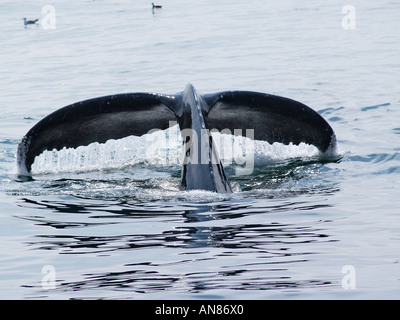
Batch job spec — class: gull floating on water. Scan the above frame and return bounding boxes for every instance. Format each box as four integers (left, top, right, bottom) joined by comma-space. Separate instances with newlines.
23, 18, 39, 27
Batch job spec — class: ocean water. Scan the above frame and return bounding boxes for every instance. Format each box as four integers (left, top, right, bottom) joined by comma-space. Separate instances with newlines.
0, 0, 399, 299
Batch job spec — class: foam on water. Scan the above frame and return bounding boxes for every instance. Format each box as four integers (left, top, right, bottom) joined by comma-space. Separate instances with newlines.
29, 124, 332, 175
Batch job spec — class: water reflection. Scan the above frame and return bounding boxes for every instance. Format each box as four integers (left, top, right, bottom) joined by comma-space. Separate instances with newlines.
17, 189, 339, 297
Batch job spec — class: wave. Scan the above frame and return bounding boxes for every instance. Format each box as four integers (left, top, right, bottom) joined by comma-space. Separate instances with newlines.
348, 152, 400, 164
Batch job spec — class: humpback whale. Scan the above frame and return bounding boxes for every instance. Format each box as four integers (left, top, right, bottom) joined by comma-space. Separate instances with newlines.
17, 83, 336, 193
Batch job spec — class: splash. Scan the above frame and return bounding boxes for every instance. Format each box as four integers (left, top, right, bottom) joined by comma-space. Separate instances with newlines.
30, 125, 334, 175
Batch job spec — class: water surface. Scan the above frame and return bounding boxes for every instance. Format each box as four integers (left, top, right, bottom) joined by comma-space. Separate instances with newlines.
0, 0, 399, 299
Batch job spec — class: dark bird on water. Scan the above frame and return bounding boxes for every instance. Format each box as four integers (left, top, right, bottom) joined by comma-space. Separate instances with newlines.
152, 3, 162, 9
23, 18, 39, 27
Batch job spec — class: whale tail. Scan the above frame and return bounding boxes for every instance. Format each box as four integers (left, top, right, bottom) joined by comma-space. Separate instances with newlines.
203, 90, 336, 154
17, 84, 336, 192
17, 93, 176, 175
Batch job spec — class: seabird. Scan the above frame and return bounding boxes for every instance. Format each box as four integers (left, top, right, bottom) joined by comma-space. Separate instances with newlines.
23, 18, 39, 27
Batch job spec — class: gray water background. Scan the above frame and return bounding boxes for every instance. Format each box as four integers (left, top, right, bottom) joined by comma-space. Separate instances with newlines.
0, 0, 399, 299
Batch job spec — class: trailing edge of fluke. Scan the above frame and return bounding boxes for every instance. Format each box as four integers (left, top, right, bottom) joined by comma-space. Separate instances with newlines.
17, 83, 337, 193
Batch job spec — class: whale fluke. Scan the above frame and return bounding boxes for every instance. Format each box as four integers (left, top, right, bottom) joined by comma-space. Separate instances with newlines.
203, 91, 335, 153
17, 83, 336, 193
